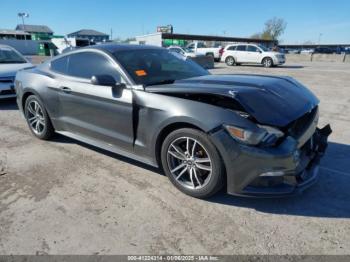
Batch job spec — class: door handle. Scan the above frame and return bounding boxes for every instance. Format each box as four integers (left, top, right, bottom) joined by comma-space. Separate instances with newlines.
59, 86, 72, 93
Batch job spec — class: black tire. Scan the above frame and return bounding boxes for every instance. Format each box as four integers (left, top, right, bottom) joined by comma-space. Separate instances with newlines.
262, 57, 273, 68
206, 53, 214, 58
24, 95, 54, 140
161, 128, 224, 199
225, 56, 235, 66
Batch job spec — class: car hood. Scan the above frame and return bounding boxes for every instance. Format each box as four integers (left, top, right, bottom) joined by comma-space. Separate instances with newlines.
264, 51, 283, 56
0, 63, 33, 78
146, 74, 319, 127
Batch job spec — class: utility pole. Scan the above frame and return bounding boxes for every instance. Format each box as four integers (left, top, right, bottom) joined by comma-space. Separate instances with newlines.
18, 12, 29, 45
110, 28, 113, 41
318, 33, 323, 45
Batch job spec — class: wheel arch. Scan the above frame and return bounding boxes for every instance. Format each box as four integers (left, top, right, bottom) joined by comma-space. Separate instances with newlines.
205, 52, 214, 57
261, 56, 273, 64
154, 122, 204, 169
21, 88, 43, 112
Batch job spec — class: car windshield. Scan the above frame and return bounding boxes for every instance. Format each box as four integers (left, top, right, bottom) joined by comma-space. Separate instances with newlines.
0, 47, 27, 63
113, 49, 209, 86
258, 45, 268, 52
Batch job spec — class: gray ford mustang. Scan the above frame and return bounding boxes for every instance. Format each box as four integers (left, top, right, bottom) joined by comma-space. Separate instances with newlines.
15, 44, 331, 198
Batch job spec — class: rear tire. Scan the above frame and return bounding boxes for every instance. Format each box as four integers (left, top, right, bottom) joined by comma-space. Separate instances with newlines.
24, 95, 54, 140
161, 128, 224, 199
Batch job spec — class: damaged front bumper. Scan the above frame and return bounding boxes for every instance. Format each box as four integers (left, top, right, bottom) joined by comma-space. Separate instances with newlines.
211, 124, 332, 197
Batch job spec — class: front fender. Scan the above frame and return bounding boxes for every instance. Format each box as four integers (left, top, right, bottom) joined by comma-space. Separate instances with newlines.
133, 90, 258, 164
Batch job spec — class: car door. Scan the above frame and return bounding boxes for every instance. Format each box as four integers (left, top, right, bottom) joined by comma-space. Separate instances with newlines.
234, 45, 248, 63
53, 51, 134, 152
246, 45, 262, 63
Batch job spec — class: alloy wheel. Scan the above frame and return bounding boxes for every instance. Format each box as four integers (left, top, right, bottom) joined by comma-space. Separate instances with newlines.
226, 57, 234, 66
264, 58, 272, 67
167, 137, 212, 190
26, 100, 46, 135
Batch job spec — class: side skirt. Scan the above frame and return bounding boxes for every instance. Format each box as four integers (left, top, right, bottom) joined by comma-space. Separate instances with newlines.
55, 131, 158, 167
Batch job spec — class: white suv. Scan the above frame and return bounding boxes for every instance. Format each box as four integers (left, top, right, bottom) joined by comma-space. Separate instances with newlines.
221, 44, 285, 67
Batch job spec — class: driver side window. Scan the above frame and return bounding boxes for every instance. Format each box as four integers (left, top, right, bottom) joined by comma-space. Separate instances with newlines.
66, 52, 122, 82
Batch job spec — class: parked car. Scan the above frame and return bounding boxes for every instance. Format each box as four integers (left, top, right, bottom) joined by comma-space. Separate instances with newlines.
186, 42, 223, 61
313, 47, 334, 54
0, 45, 33, 99
221, 44, 285, 67
168, 46, 214, 69
300, 49, 315, 54
286, 49, 301, 54
15, 44, 331, 198
167, 46, 198, 58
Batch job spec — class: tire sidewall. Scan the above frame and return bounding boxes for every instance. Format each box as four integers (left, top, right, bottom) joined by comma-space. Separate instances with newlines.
24, 95, 52, 140
225, 56, 235, 66
161, 128, 224, 198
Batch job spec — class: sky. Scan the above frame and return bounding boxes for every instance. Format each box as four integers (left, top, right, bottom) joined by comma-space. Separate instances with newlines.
1, 0, 350, 44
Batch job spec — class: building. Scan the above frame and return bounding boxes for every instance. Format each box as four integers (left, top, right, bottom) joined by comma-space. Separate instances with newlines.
15, 24, 54, 40
67, 29, 109, 43
132, 32, 277, 48
0, 29, 31, 40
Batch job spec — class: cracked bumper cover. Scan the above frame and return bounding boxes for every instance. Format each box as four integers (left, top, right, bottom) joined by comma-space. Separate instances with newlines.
210, 124, 332, 197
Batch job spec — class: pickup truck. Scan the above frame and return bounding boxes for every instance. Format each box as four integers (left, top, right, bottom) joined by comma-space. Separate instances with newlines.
186, 42, 223, 61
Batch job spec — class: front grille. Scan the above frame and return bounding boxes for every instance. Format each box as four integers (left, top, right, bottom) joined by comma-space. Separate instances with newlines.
0, 77, 14, 83
286, 106, 318, 138
0, 89, 15, 95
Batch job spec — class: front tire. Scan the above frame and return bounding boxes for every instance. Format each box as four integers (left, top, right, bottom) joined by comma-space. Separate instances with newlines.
262, 57, 273, 67
24, 95, 54, 140
161, 128, 224, 198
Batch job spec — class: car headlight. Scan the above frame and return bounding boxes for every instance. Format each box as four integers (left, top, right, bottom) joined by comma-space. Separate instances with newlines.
258, 125, 284, 146
224, 124, 284, 146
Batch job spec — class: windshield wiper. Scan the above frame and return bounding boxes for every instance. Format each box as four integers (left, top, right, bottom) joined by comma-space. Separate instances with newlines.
146, 79, 176, 86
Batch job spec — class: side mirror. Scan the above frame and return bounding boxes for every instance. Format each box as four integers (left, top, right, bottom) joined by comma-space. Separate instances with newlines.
91, 74, 117, 86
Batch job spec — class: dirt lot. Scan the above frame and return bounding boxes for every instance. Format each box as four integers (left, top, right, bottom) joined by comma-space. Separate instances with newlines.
0, 61, 349, 255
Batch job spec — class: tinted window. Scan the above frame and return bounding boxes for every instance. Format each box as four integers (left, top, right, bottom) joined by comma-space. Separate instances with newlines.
227, 45, 237, 51
51, 56, 68, 74
236, 45, 246, 51
113, 49, 208, 86
247, 45, 259, 52
67, 52, 121, 81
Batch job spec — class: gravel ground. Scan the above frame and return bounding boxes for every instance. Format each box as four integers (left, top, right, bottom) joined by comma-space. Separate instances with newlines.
0, 61, 349, 255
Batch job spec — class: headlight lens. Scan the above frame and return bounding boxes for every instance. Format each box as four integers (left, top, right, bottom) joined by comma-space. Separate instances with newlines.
258, 125, 284, 146
224, 125, 265, 145
224, 124, 284, 146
